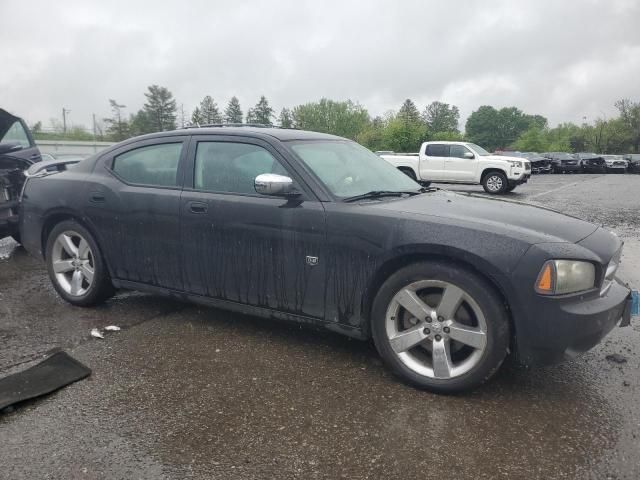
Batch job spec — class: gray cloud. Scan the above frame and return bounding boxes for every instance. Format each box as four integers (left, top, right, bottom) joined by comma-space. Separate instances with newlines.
1, 0, 639, 130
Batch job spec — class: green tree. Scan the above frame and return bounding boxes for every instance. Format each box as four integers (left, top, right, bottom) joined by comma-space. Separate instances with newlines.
200, 96, 222, 124
422, 101, 460, 133
191, 106, 203, 126
356, 115, 387, 151
129, 110, 153, 136
615, 98, 640, 152
249, 96, 274, 125
143, 85, 177, 132
465, 105, 547, 151
291, 98, 370, 140
513, 126, 549, 152
278, 108, 293, 128
104, 99, 130, 141
224, 96, 243, 123
397, 99, 421, 124
381, 115, 427, 152
31, 121, 42, 134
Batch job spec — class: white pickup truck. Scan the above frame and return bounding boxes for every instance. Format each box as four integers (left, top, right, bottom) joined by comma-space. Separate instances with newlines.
379, 141, 531, 194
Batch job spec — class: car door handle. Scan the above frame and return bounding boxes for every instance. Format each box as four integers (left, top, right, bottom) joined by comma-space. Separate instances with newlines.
90, 193, 105, 203
188, 201, 208, 214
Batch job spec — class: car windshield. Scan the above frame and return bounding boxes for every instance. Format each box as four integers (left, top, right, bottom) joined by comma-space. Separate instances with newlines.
465, 143, 490, 156
288, 140, 421, 199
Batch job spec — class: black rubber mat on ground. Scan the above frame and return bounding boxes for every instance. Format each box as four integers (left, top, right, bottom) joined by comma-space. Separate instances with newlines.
0, 351, 91, 411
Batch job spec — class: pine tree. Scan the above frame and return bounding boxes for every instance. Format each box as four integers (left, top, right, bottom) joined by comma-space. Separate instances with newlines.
143, 85, 177, 132
279, 108, 293, 128
191, 107, 203, 126
397, 99, 421, 124
200, 96, 221, 124
224, 96, 243, 124
251, 96, 274, 125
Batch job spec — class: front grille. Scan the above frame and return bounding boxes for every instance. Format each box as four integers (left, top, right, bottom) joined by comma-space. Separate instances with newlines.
614, 161, 626, 167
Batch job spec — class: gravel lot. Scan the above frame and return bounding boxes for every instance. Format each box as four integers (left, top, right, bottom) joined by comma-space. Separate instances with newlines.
1, 173, 639, 479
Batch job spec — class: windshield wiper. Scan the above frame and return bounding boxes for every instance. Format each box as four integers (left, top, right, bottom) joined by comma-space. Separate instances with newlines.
343, 190, 421, 203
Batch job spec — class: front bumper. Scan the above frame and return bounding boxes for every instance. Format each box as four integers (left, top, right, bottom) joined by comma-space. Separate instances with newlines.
515, 280, 631, 365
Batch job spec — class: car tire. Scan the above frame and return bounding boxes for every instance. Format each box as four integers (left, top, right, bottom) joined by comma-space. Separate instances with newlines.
482, 171, 508, 194
46, 220, 115, 307
371, 261, 510, 393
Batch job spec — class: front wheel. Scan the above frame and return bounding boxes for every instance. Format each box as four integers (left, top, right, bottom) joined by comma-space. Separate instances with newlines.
46, 220, 115, 307
371, 261, 510, 393
482, 172, 508, 194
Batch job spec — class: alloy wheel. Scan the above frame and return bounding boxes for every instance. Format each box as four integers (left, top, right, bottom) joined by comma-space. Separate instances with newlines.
385, 280, 488, 379
486, 175, 503, 192
50, 231, 95, 297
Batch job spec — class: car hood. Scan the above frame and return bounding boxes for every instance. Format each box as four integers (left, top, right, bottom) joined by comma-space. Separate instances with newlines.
486, 154, 521, 163
370, 190, 599, 244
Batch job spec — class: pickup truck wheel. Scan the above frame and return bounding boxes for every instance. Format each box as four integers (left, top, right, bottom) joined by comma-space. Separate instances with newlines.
371, 261, 510, 393
46, 220, 115, 307
482, 172, 508, 194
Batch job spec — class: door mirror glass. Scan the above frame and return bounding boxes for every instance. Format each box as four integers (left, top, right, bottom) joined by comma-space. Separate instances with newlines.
463, 152, 474, 159
254, 173, 297, 196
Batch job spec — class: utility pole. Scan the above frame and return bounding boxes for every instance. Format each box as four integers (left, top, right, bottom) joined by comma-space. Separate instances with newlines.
92, 113, 97, 141
62, 107, 71, 134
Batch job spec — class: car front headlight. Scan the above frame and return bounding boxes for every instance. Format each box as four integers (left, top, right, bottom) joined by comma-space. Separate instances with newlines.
535, 260, 596, 295
507, 160, 523, 168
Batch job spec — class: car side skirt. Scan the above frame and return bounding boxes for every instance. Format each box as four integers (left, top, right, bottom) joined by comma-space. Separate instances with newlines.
112, 279, 368, 341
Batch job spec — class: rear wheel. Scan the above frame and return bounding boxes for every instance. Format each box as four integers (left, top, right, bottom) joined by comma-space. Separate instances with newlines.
482, 171, 508, 194
371, 261, 510, 393
46, 220, 115, 307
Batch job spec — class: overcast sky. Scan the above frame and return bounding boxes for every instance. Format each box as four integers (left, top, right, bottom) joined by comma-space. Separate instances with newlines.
1, 0, 639, 131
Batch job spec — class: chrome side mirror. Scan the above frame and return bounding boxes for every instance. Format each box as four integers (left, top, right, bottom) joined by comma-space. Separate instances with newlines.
463, 152, 475, 159
254, 173, 297, 196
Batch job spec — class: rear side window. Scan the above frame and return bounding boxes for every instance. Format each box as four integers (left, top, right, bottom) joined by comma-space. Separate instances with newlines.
425, 144, 449, 157
194, 142, 288, 194
112, 143, 182, 187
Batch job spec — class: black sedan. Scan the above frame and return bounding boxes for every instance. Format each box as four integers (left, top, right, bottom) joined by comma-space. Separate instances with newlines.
18, 127, 632, 393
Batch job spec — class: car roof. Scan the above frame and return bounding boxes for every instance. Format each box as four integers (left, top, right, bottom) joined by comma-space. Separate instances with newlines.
135, 126, 345, 142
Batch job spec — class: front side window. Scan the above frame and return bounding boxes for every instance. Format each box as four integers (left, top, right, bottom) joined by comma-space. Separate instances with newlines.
112, 143, 182, 186
289, 140, 419, 198
425, 144, 449, 157
449, 145, 472, 158
194, 142, 288, 194
465, 143, 490, 156
0, 121, 31, 148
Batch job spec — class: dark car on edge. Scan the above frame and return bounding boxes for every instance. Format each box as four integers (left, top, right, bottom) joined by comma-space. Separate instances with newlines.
575, 152, 606, 173
543, 152, 581, 173
18, 127, 632, 393
624, 154, 640, 173
0, 108, 42, 242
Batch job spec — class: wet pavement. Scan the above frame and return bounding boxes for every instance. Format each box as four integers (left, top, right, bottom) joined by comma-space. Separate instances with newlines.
1, 174, 639, 479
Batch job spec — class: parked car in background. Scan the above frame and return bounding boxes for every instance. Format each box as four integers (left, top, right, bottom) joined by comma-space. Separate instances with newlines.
575, 153, 606, 173
1, 108, 42, 242
543, 152, 581, 173
522, 152, 552, 174
601, 155, 627, 173
624, 154, 640, 173
18, 126, 632, 393
381, 141, 531, 194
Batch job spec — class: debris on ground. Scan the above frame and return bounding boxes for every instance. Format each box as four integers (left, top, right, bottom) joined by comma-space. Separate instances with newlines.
90, 328, 104, 339
104, 326, 121, 332
0, 351, 91, 411
606, 353, 628, 364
